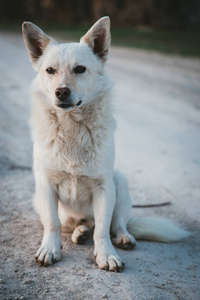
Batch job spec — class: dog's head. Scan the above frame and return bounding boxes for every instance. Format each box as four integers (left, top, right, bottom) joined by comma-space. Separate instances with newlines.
22, 17, 111, 111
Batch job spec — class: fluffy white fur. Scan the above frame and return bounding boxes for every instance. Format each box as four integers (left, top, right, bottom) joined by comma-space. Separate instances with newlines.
22, 17, 189, 272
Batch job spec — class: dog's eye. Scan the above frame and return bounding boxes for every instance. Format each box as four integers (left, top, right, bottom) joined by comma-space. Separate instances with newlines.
46, 67, 56, 74
74, 66, 86, 74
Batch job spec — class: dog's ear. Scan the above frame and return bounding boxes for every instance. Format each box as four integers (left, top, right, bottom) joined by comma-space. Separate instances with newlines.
80, 17, 111, 62
22, 22, 51, 63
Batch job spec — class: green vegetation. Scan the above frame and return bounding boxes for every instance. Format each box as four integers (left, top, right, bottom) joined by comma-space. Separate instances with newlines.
111, 28, 200, 57
1, 22, 200, 57
47, 24, 200, 57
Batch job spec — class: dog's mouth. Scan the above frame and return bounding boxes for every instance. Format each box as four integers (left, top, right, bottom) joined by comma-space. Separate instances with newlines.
57, 100, 82, 110
57, 103, 74, 109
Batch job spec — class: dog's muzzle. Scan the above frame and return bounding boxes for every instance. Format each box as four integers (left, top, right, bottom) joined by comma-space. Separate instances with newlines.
55, 87, 82, 109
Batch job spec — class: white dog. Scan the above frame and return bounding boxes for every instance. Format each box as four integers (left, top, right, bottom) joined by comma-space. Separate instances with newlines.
22, 17, 189, 272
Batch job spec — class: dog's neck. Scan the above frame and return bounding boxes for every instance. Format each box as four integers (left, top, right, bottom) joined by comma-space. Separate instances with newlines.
30, 90, 114, 146
31, 90, 115, 175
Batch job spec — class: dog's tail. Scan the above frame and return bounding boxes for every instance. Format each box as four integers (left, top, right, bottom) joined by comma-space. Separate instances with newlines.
127, 216, 190, 242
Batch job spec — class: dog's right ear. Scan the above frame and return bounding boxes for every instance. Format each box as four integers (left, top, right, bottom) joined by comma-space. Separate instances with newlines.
22, 22, 51, 64
80, 17, 111, 62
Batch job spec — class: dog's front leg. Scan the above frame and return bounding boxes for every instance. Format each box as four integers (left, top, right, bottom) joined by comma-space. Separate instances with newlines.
93, 179, 124, 272
34, 175, 62, 266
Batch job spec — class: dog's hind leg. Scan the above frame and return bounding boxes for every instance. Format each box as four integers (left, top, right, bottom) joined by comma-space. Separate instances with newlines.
58, 202, 93, 244
72, 225, 91, 244
111, 171, 136, 250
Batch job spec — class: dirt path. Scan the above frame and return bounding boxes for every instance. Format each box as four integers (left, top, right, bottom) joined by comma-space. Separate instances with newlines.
0, 32, 200, 300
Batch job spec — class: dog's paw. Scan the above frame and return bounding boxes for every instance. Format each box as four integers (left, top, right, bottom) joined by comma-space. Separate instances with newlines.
96, 253, 124, 272
35, 233, 62, 267
94, 239, 124, 272
71, 225, 90, 244
113, 233, 137, 250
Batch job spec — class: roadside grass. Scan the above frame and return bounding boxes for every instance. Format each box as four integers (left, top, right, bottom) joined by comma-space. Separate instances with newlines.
1, 21, 200, 57
111, 28, 200, 57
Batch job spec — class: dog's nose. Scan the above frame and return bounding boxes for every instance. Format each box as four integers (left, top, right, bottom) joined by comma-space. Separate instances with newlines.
55, 87, 71, 101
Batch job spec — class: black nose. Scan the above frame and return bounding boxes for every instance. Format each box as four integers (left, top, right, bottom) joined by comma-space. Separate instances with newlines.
55, 87, 71, 101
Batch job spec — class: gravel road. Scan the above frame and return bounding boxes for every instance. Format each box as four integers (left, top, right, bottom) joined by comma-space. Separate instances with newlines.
0, 31, 200, 300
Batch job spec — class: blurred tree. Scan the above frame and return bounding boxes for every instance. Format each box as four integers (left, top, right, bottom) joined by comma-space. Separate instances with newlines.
0, 0, 25, 22
153, 0, 200, 30
0, 0, 199, 31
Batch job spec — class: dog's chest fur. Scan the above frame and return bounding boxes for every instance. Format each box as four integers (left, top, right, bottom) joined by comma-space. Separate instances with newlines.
32, 94, 114, 208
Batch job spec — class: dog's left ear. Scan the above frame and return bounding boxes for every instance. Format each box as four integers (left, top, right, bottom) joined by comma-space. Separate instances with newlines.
22, 22, 52, 64
80, 17, 111, 62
